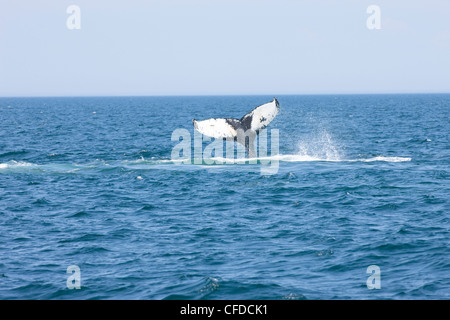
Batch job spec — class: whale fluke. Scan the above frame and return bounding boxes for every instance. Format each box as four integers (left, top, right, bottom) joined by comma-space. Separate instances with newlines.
192, 98, 280, 157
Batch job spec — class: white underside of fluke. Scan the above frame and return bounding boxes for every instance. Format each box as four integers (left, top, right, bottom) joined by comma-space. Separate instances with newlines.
192, 98, 279, 141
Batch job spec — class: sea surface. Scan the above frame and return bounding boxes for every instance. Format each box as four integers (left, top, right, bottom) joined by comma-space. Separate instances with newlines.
0, 94, 449, 299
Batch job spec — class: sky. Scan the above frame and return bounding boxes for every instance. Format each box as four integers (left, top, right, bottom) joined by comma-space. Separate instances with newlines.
0, 0, 449, 96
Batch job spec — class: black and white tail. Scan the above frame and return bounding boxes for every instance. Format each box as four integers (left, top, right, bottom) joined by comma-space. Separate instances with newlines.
192, 98, 280, 157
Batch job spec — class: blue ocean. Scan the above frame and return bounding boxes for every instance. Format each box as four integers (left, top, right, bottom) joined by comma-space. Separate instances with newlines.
0, 94, 449, 299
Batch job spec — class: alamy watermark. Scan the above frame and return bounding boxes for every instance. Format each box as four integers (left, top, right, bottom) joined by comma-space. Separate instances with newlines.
66, 5, 81, 30
65, 5, 381, 31
366, 265, 381, 289
366, 5, 381, 30
171, 128, 280, 175
66, 265, 81, 289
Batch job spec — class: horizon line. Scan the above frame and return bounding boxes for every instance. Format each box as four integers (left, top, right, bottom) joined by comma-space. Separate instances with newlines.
1, 91, 450, 99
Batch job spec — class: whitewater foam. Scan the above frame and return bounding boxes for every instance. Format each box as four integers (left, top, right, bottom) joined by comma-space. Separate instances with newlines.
0, 160, 35, 169
205, 154, 411, 163
0, 154, 412, 174
356, 156, 412, 162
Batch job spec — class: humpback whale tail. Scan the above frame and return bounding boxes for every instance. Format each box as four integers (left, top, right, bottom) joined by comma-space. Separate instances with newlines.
192, 98, 280, 157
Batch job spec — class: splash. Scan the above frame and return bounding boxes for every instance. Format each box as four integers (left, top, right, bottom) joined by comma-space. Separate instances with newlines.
296, 129, 343, 161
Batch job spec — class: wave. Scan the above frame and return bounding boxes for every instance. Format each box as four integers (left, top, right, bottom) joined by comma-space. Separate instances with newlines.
0, 155, 412, 174
0, 160, 35, 169
354, 156, 412, 162
205, 155, 411, 163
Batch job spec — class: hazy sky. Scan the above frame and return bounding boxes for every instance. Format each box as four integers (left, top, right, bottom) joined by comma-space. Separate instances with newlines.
0, 0, 449, 96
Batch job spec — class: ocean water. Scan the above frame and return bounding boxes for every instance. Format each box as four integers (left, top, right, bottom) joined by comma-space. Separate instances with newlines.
0, 94, 449, 300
